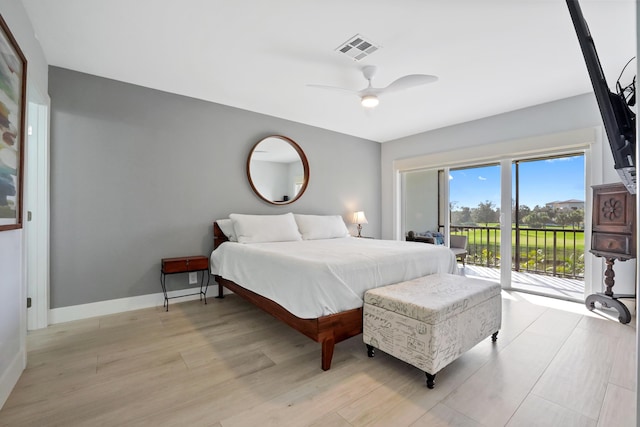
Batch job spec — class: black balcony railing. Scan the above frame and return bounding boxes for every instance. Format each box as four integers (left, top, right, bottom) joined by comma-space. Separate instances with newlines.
450, 225, 585, 280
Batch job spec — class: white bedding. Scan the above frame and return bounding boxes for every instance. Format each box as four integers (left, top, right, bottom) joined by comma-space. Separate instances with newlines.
211, 237, 458, 318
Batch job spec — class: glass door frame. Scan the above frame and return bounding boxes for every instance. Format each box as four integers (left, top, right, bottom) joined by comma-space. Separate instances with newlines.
408, 150, 591, 298
391, 127, 598, 298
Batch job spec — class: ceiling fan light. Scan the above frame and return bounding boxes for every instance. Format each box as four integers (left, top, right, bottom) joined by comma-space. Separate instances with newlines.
361, 95, 379, 108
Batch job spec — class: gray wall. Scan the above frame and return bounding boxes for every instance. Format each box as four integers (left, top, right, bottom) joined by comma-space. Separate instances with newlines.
49, 67, 380, 308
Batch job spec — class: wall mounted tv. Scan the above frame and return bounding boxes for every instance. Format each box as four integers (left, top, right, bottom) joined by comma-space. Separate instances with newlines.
566, 0, 636, 194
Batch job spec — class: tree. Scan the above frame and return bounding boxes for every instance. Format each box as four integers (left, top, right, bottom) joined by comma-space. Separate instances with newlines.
459, 206, 472, 224
518, 205, 531, 220
451, 210, 461, 225
523, 211, 551, 228
554, 209, 584, 229
451, 203, 474, 226
531, 204, 555, 221
555, 211, 572, 229
473, 200, 498, 225
567, 209, 584, 229
450, 202, 463, 225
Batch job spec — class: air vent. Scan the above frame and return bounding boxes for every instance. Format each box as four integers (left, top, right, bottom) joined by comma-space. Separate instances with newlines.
335, 34, 380, 61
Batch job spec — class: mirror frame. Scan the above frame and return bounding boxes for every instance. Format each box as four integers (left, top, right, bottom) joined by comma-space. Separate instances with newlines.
246, 135, 310, 205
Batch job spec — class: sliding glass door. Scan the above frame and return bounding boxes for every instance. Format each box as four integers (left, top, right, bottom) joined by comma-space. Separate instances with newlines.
449, 164, 501, 268
511, 154, 585, 300
402, 152, 586, 301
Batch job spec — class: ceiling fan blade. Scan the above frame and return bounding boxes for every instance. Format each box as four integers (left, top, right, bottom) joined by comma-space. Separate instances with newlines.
380, 74, 438, 94
306, 84, 359, 96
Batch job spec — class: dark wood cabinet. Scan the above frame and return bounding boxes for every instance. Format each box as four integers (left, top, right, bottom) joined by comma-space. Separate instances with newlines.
590, 183, 636, 259
586, 183, 636, 323
591, 232, 634, 257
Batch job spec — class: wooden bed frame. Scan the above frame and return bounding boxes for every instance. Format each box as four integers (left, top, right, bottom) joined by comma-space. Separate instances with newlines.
212, 221, 363, 370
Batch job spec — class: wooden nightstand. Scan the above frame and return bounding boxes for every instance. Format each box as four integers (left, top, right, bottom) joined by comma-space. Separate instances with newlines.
160, 255, 210, 311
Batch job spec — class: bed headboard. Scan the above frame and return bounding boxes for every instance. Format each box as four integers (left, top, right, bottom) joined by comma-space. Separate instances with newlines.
213, 221, 229, 250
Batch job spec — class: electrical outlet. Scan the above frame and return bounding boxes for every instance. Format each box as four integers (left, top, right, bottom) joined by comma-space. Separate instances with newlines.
188, 272, 198, 285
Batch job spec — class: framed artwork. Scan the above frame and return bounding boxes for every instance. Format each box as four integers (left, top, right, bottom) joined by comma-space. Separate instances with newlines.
0, 14, 27, 231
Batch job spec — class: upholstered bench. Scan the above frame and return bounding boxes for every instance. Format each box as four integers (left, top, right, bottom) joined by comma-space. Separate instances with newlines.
363, 273, 501, 389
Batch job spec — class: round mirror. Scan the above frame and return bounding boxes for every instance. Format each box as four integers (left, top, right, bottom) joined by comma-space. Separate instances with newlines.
247, 135, 309, 205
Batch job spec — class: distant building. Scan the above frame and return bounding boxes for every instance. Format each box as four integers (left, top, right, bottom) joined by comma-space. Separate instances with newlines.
545, 199, 584, 211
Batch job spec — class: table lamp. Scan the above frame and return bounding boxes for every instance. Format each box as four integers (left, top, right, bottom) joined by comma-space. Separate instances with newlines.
352, 211, 368, 238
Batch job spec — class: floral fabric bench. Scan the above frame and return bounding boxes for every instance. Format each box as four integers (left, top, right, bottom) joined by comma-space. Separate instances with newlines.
363, 273, 501, 388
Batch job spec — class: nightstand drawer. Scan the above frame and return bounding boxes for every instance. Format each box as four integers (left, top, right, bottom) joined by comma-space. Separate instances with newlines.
162, 256, 209, 273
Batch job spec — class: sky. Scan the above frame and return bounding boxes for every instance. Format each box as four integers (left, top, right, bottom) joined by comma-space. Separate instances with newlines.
449, 155, 585, 210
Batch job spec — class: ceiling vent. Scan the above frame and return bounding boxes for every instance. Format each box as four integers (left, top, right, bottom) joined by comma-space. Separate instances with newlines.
335, 34, 380, 61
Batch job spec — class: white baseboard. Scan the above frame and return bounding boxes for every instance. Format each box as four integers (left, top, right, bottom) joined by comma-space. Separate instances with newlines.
49, 287, 210, 324
0, 349, 25, 410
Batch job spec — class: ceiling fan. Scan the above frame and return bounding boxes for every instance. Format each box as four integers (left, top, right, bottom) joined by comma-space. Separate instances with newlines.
307, 66, 438, 108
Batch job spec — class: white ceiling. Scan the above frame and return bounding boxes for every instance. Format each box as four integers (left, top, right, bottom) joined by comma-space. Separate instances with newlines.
21, 0, 637, 143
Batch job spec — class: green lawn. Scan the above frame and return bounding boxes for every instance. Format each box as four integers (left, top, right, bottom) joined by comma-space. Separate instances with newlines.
452, 225, 585, 277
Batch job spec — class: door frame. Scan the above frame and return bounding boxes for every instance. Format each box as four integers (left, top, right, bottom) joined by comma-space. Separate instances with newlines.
25, 85, 50, 330
392, 127, 598, 297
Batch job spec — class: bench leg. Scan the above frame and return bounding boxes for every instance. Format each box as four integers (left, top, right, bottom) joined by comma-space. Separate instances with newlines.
366, 344, 375, 358
492, 331, 499, 342
425, 372, 436, 389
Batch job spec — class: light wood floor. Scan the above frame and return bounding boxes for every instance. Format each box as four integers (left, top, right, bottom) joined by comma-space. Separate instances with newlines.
0, 292, 636, 426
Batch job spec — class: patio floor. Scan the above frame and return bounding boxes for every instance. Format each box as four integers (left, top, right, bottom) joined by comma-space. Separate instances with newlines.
463, 264, 585, 302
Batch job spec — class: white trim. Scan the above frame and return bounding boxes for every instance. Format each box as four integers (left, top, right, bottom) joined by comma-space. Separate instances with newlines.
393, 127, 596, 173
0, 348, 25, 410
398, 171, 405, 240
48, 287, 208, 324
583, 132, 601, 297
499, 158, 513, 289
392, 168, 402, 240
442, 167, 451, 244
25, 81, 51, 331
26, 98, 50, 330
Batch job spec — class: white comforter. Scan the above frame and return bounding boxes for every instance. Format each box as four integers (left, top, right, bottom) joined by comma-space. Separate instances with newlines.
211, 237, 458, 318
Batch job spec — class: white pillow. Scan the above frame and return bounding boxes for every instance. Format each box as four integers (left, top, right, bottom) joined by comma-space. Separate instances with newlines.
294, 214, 350, 240
216, 219, 237, 242
230, 213, 302, 244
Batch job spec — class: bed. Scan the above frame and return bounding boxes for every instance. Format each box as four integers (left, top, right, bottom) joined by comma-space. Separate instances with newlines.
211, 214, 458, 370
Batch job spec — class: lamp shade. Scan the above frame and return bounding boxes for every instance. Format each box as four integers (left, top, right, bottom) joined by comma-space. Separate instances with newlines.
352, 211, 368, 224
